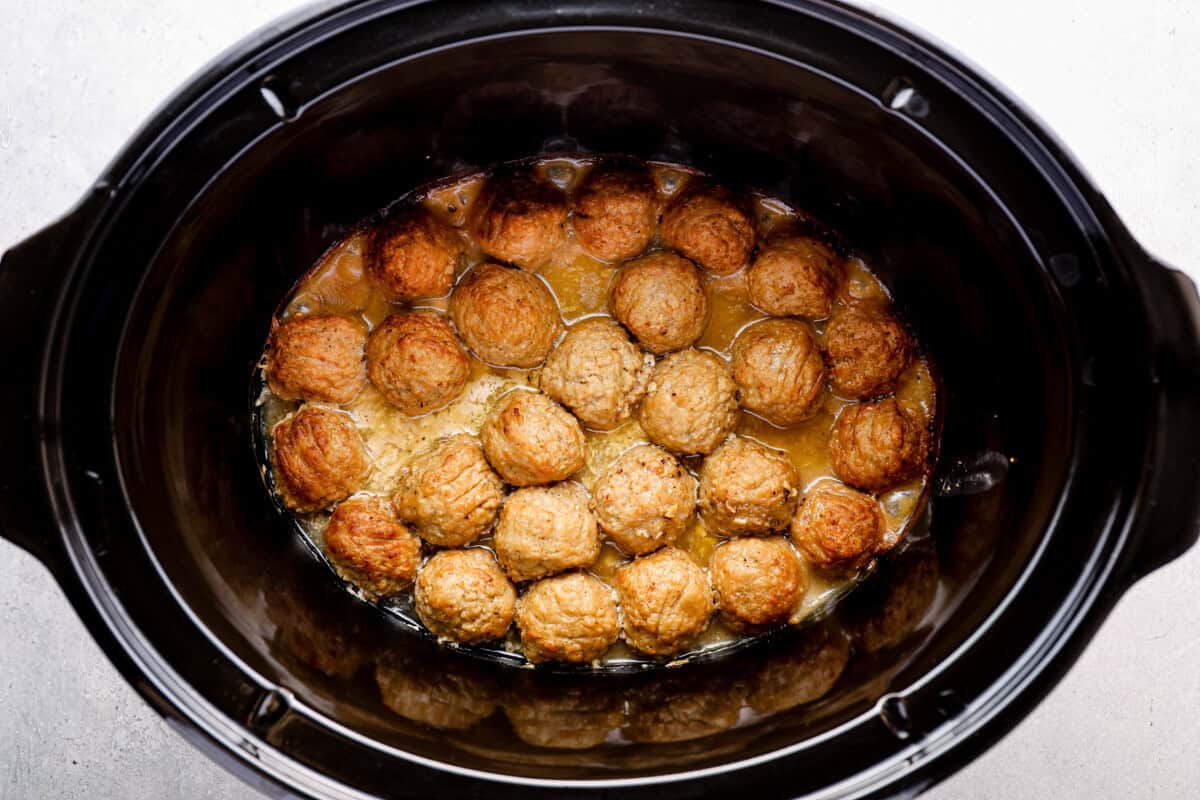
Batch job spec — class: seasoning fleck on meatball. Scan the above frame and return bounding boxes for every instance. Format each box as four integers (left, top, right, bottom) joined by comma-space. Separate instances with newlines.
365, 311, 470, 415
660, 185, 755, 275
414, 549, 516, 644
272, 405, 371, 512
324, 495, 421, 597
493, 482, 600, 582
730, 318, 826, 426
376, 654, 498, 730
539, 318, 654, 430
468, 173, 568, 270
710, 536, 807, 629
366, 205, 465, 301
393, 434, 504, 547
591, 444, 696, 555
480, 391, 587, 486
698, 436, 800, 536
823, 311, 912, 399
747, 234, 841, 319
515, 572, 619, 663
613, 547, 714, 657
449, 262, 563, 368
790, 479, 884, 571
639, 349, 739, 455
610, 251, 709, 354
265, 314, 368, 404
830, 397, 928, 491
570, 166, 659, 262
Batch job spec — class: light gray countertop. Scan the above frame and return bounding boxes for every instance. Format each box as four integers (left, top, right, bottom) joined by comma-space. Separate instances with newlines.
2, 1, 1198, 797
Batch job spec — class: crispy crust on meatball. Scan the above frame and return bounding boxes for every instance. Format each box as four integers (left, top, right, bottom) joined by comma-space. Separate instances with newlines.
660, 185, 755, 275
609, 251, 709, 354
414, 548, 516, 643
324, 495, 422, 597
639, 349, 739, 455
570, 166, 659, 262
480, 391, 588, 486
790, 479, 884, 571
830, 398, 928, 491
366, 206, 465, 301
493, 482, 601, 582
450, 262, 563, 368
823, 311, 912, 399
590, 444, 697, 555
365, 311, 470, 414
272, 405, 371, 512
468, 174, 568, 269
711, 536, 807, 629
539, 317, 654, 430
266, 314, 368, 404
393, 434, 504, 547
613, 547, 714, 657
515, 572, 619, 663
730, 317, 826, 426
746, 234, 842, 319
698, 436, 800, 536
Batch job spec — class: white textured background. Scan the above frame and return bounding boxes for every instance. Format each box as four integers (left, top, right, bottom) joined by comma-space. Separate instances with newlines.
1, 1, 1198, 797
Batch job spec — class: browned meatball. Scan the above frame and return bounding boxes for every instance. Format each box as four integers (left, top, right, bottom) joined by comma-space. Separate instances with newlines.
730, 318, 826, 426
790, 479, 884, 571
493, 482, 600, 581
539, 318, 654, 430
503, 678, 624, 748
265, 314, 367, 404
376, 655, 498, 730
480, 391, 587, 486
449, 262, 563, 368
591, 444, 696, 555
639, 349, 739, 455
272, 406, 371, 512
365, 311, 470, 414
414, 548, 516, 643
698, 436, 800, 536
824, 311, 912, 399
613, 547, 714, 657
746, 234, 841, 319
324, 495, 421, 597
570, 166, 658, 262
609, 251, 709, 354
830, 398, 928, 491
468, 174, 567, 270
660, 185, 755, 275
392, 434, 504, 547
710, 536, 807, 629
745, 624, 851, 714
366, 206, 465, 301
515, 572, 619, 663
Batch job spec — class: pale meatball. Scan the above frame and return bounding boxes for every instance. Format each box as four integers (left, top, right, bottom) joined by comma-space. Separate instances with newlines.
265, 314, 367, 404
746, 234, 841, 319
493, 482, 600, 582
414, 548, 516, 643
824, 311, 912, 399
272, 406, 370, 512
698, 436, 800, 536
503, 678, 625, 749
730, 317, 826, 426
660, 185, 755, 275
590, 444, 696, 555
830, 398, 928, 491
570, 166, 658, 262
366, 205, 465, 301
790, 479, 884, 571
480, 391, 587, 486
515, 572, 619, 663
613, 548, 714, 657
639, 349, 738, 455
324, 495, 421, 597
539, 317, 654, 430
610, 251, 709, 354
393, 434, 504, 547
710, 536, 807, 629
449, 262, 563, 368
745, 624, 851, 714
376, 655, 497, 730
468, 173, 567, 269
365, 311, 470, 414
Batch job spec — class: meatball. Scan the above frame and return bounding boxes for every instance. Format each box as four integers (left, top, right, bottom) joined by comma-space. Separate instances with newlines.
449, 262, 563, 368
824, 311, 912, 399
746, 234, 841, 319
710, 536, 807, 629
660, 185, 755, 275
639, 349, 739, 455
468, 173, 568, 270
365, 311, 470, 414
393, 434, 504, 547
745, 623, 851, 714
324, 495, 422, 597
366, 205, 465, 301
480, 391, 587, 486
414, 548, 516, 643
830, 397, 928, 491
730, 317, 826, 426
272, 405, 370, 512
515, 572, 619, 663
539, 317, 655, 430
570, 166, 658, 262
790, 479, 884, 571
503, 677, 625, 749
265, 314, 367, 404
613, 547, 714, 657
590, 444, 696, 555
376, 655, 497, 730
698, 436, 800, 536
609, 251, 709, 354
493, 482, 601, 582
